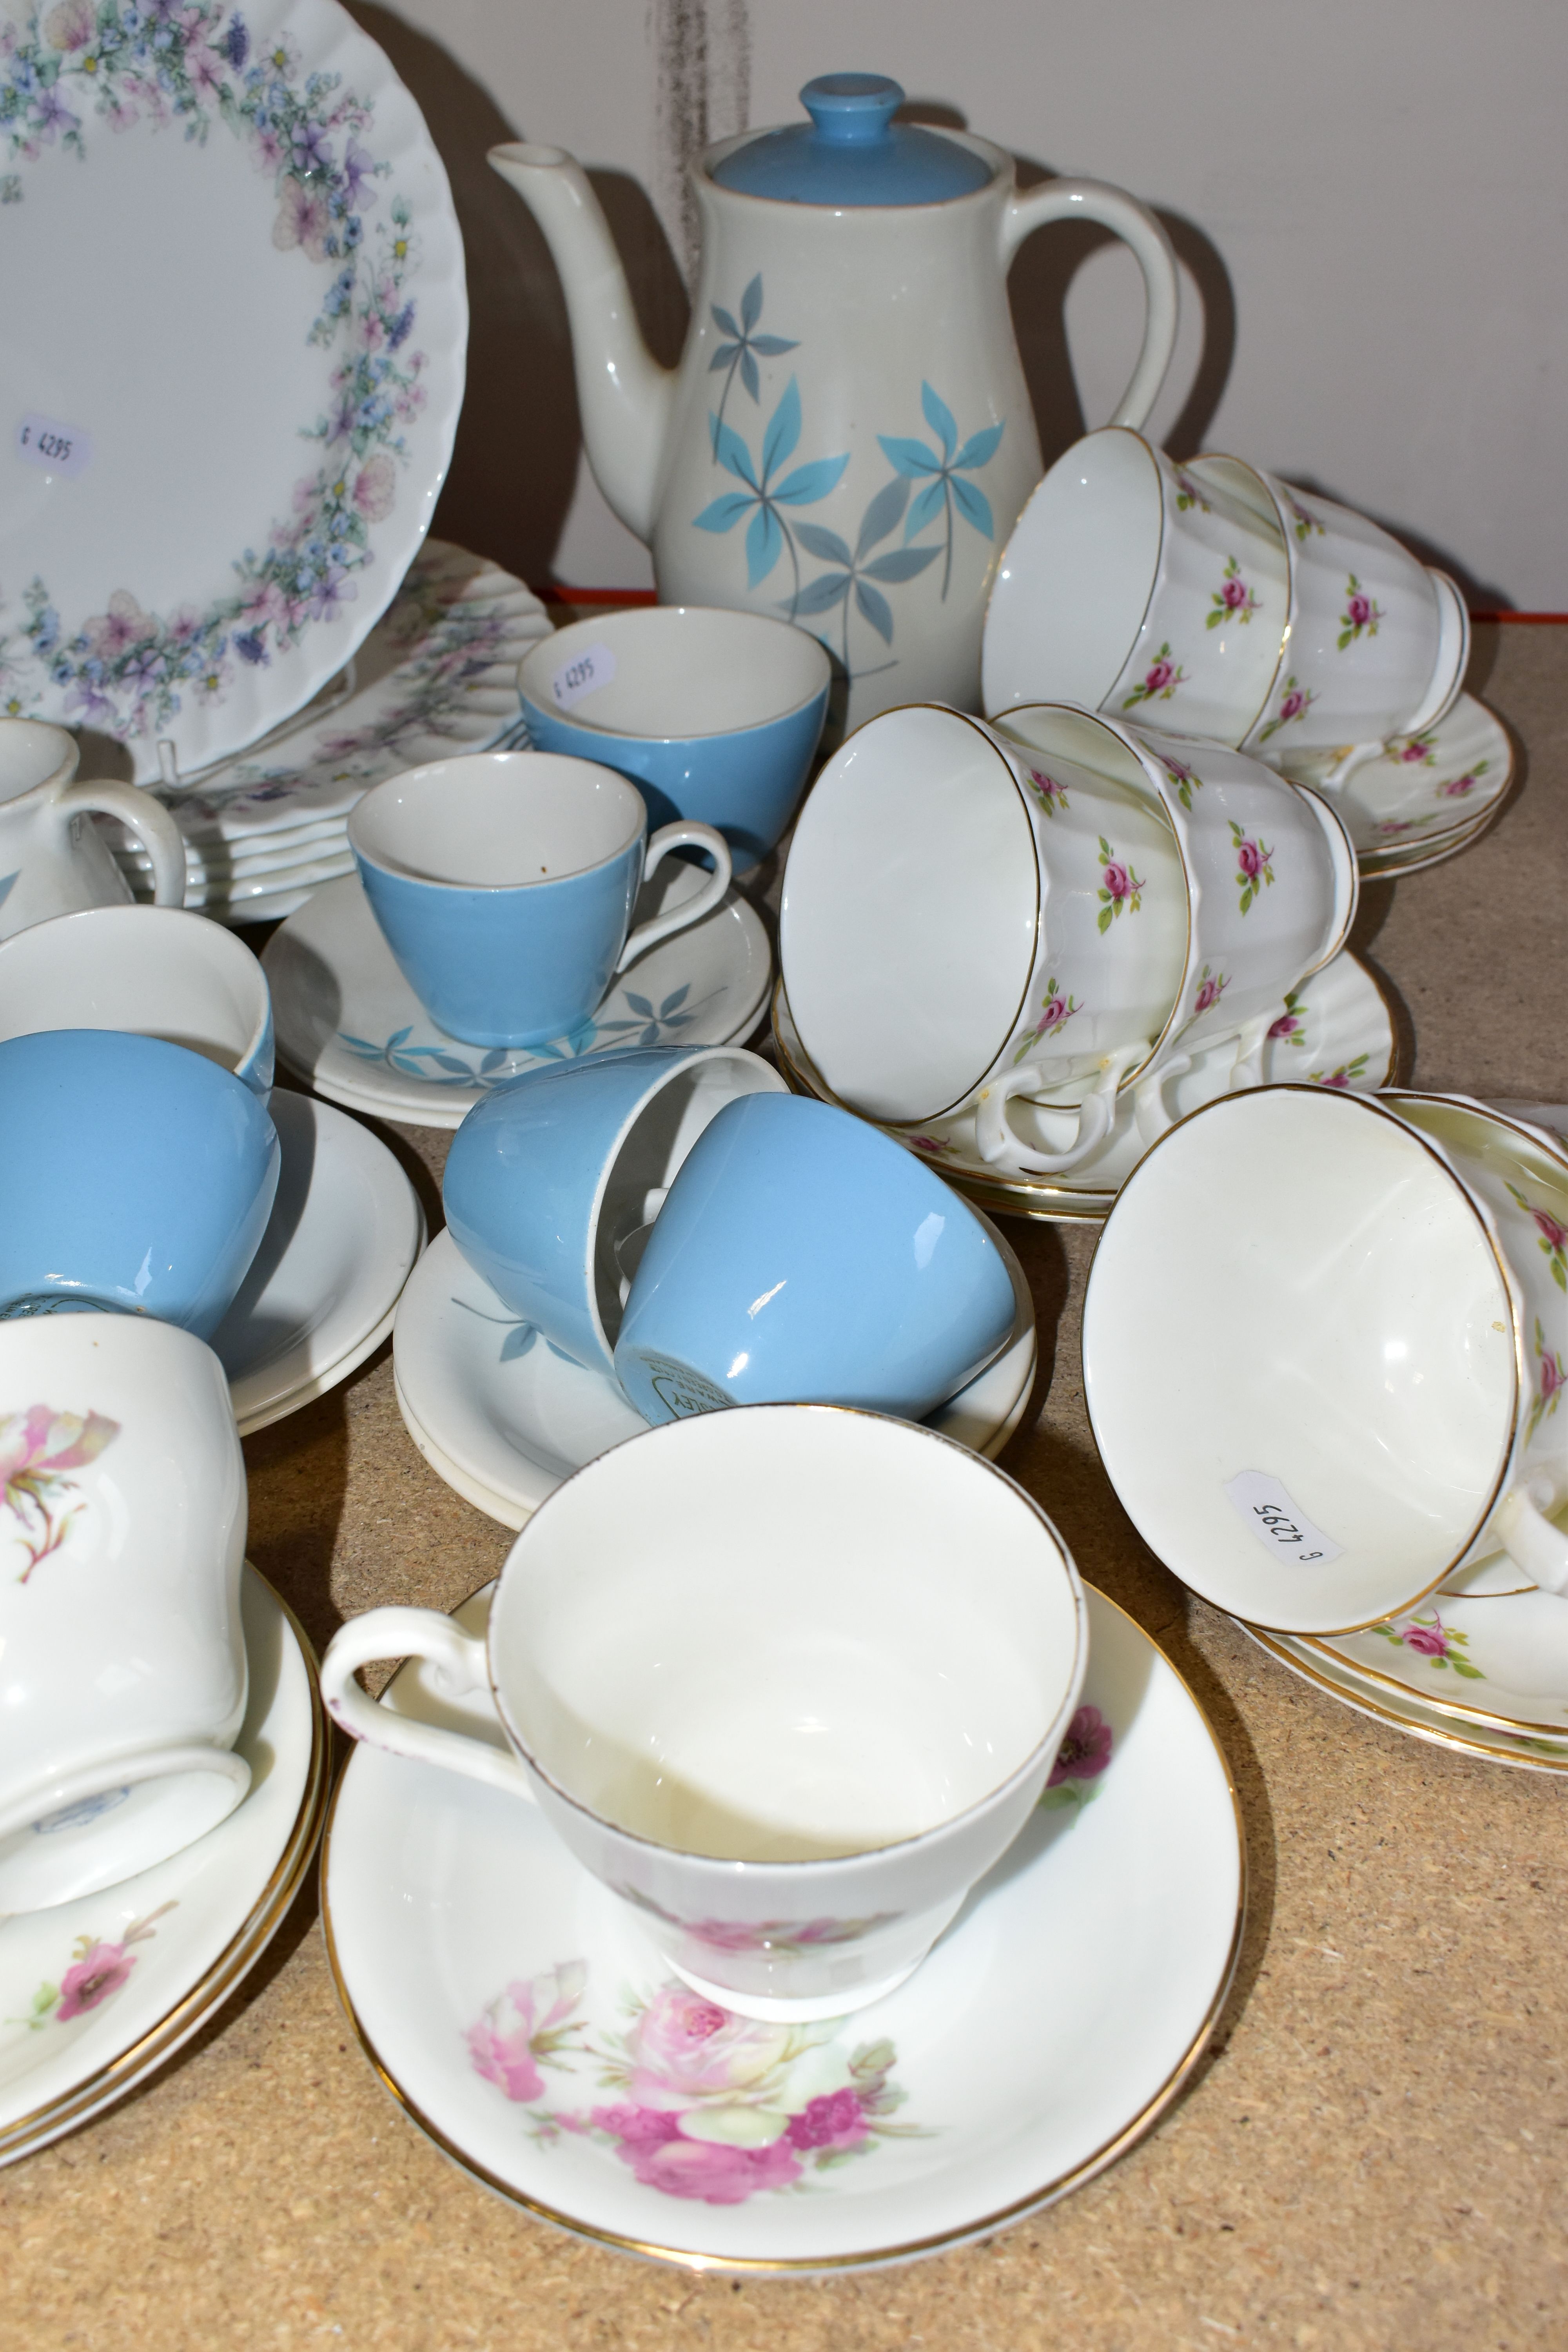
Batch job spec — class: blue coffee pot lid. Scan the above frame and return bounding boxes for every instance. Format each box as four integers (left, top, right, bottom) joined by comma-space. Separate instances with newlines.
711, 74, 993, 207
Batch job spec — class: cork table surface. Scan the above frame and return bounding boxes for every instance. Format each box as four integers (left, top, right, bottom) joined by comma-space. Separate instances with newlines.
3, 625, 1564, 2349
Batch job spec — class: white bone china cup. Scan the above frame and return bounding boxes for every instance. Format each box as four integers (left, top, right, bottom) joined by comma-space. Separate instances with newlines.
320, 1406, 1088, 2020
1083, 1086, 1568, 1636
0, 718, 185, 938
779, 703, 1187, 1167
0, 904, 274, 1096
0, 1313, 250, 1911
981, 706, 1357, 1174
981, 428, 1290, 746
1235, 465, 1470, 771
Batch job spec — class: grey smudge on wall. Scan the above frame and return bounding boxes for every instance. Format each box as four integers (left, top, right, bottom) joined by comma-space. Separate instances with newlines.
651, 0, 751, 287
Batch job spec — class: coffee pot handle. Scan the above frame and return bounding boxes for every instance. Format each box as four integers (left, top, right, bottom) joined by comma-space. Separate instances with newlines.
59, 779, 187, 907
319, 1605, 538, 1799
1000, 179, 1180, 432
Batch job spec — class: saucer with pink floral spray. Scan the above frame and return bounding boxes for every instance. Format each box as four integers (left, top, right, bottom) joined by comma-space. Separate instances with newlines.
321, 1581, 1243, 2270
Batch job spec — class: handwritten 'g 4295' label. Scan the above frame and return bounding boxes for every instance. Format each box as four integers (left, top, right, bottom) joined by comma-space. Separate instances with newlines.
1224, 1470, 1344, 1565
550, 642, 616, 710
16, 413, 92, 479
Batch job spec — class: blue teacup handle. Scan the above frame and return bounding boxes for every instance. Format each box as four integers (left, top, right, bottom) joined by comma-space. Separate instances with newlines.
616, 822, 733, 970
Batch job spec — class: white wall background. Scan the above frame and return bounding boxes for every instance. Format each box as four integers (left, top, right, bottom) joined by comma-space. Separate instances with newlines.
362, 0, 1568, 607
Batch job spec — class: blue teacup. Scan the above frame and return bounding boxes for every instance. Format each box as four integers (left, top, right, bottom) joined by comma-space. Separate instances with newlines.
612, 1092, 1018, 1425
443, 1044, 789, 1373
0, 1030, 281, 1338
348, 752, 733, 1049
517, 608, 831, 872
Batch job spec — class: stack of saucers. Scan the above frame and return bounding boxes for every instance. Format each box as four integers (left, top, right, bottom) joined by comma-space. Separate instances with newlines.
105, 543, 550, 927
1082, 1086, 1568, 1773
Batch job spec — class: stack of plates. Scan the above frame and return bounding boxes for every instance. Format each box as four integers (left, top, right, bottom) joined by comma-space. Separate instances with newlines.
1274, 691, 1513, 878
106, 544, 549, 926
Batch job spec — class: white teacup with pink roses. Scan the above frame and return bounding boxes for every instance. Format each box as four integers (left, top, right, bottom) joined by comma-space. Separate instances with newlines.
319, 1405, 1088, 2020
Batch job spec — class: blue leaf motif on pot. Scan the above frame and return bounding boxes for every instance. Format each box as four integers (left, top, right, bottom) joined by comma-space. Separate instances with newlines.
693, 378, 849, 598
707, 273, 798, 441
878, 384, 1005, 598
787, 477, 939, 682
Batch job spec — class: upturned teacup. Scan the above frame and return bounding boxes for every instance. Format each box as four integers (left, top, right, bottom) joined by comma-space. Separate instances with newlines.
981, 428, 1290, 746
0, 1313, 250, 1911
612, 1091, 1018, 1425
319, 1405, 1089, 2017
984, 705, 1357, 1171
1083, 1086, 1568, 1635
348, 752, 733, 1048
779, 703, 1188, 1160
442, 1044, 789, 1376
0, 1030, 280, 1336
518, 607, 831, 871
0, 905, 274, 1097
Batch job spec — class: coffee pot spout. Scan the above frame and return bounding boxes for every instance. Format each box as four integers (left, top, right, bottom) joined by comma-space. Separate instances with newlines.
487, 142, 675, 546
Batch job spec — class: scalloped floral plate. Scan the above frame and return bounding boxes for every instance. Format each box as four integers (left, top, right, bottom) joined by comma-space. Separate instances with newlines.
265, 864, 774, 1129
322, 1581, 1242, 2271
390, 1214, 1036, 1531
0, 1566, 327, 2165
105, 546, 549, 887
0, 0, 465, 780
773, 949, 1396, 1222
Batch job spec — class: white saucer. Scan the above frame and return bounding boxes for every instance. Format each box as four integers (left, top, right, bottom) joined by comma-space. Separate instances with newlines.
212, 1092, 424, 1436
1296, 1584, 1568, 1740
1237, 1621, 1568, 1776
0, 1565, 327, 2165
392, 1219, 1038, 1530
774, 949, 1396, 1222
1273, 693, 1512, 862
323, 1579, 1241, 2270
265, 867, 774, 1131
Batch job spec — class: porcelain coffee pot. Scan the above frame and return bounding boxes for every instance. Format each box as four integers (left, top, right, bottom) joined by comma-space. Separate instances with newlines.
490, 74, 1179, 730
0, 719, 184, 939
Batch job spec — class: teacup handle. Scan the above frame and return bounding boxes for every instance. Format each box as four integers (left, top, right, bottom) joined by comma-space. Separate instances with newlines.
975, 1042, 1146, 1175
1291, 784, 1360, 978
59, 779, 186, 907
999, 179, 1179, 430
617, 823, 733, 970
319, 1605, 537, 1800
1492, 1486, 1568, 1600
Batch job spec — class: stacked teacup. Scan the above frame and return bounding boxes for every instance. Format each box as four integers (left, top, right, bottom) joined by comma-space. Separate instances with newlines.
982, 426, 1469, 780
1082, 1087, 1568, 1644
777, 700, 1357, 1194
0, 981, 282, 1908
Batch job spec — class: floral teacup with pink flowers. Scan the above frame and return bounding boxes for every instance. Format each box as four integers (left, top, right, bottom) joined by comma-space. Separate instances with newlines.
982, 429, 1290, 749
321, 1403, 1088, 2018
1085, 1087, 1568, 1639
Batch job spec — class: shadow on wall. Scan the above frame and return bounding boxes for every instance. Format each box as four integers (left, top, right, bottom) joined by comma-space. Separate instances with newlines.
343, 27, 1491, 606
346, 3, 690, 590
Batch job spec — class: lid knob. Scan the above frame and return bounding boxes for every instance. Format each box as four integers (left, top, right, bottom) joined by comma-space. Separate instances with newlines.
799, 74, 904, 146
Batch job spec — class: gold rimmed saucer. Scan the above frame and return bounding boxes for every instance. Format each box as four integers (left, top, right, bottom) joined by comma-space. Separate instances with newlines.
0, 1568, 328, 2167
1237, 1619, 1568, 1773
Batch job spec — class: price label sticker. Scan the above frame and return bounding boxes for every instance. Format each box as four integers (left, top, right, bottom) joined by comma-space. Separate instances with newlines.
1224, 1470, 1344, 1566
550, 642, 616, 711
17, 413, 92, 479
